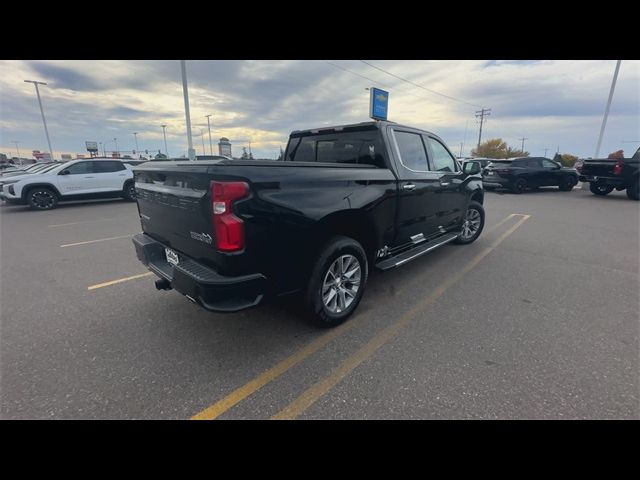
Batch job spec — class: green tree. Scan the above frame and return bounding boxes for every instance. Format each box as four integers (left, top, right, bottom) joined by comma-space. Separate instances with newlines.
471, 138, 529, 158
554, 153, 578, 167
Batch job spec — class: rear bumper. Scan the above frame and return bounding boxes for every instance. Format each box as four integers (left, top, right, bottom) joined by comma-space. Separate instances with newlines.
579, 175, 626, 187
132, 233, 267, 313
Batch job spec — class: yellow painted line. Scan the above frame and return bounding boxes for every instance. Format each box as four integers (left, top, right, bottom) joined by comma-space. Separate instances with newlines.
49, 218, 115, 228
272, 215, 531, 420
190, 317, 363, 420
87, 272, 153, 291
190, 212, 522, 420
61, 235, 131, 248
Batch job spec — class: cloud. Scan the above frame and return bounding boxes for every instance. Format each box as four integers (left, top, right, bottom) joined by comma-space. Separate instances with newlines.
1, 60, 639, 160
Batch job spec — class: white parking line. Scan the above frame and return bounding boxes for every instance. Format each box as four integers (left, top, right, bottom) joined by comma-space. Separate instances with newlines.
60, 235, 131, 248
48, 218, 116, 228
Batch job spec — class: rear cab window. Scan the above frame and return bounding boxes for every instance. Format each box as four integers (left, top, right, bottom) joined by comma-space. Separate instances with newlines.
285, 129, 386, 168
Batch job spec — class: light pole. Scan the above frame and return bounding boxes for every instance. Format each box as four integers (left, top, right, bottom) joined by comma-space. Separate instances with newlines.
180, 60, 195, 161
544, 148, 548, 158
12, 141, 21, 164
99, 142, 103, 157
114, 138, 118, 157
24, 80, 54, 161
133, 132, 139, 157
161, 125, 169, 157
200, 129, 206, 156
205, 114, 213, 156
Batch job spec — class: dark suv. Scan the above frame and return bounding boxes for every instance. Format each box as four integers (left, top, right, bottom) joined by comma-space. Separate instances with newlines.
483, 157, 578, 194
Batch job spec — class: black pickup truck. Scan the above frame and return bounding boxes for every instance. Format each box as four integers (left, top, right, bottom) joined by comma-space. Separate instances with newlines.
132, 121, 485, 327
576, 147, 639, 200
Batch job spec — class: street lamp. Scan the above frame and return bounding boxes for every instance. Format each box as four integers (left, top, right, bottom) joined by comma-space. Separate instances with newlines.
180, 60, 195, 161
114, 138, 119, 157
24, 80, 54, 161
205, 114, 213, 156
133, 132, 139, 157
199, 129, 206, 156
161, 125, 169, 158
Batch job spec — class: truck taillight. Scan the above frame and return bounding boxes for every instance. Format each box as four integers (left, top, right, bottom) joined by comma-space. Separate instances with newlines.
613, 159, 624, 175
211, 181, 249, 252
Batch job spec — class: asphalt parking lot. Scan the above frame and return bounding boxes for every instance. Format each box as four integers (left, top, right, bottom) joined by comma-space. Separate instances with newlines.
1, 186, 638, 419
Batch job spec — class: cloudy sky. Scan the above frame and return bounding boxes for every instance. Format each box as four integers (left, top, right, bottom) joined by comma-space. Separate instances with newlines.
1, 60, 638, 160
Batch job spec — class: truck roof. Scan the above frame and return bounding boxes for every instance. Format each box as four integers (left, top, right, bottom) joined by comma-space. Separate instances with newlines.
290, 120, 438, 138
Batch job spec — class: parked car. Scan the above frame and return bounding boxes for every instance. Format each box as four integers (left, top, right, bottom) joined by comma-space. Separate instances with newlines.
482, 157, 578, 193
0, 159, 135, 210
131, 120, 485, 327
575, 147, 639, 200
0, 162, 56, 178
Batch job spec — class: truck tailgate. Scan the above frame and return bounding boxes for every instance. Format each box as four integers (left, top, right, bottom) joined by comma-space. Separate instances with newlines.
134, 163, 215, 263
581, 160, 616, 177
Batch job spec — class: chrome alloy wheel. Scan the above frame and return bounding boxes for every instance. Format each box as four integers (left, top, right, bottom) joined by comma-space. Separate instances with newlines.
460, 207, 481, 240
322, 254, 361, 313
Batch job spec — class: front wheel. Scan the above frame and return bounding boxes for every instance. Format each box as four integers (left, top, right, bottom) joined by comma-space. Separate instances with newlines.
627, 179, 639, 200
27, 187, 59, 210
589, 183, 614, 196
305, 236, 368, 328
454, 201, 485, 245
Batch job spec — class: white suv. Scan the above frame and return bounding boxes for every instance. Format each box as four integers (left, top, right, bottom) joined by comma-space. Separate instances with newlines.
0, 159, 135, 210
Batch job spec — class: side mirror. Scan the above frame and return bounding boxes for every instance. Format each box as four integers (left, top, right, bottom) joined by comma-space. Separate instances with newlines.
463, 161, 481, 175
59, 169, 70, 175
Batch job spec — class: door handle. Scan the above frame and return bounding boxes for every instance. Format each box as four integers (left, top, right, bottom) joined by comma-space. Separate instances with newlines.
402, 183, 416, 191
440, 181, 451, 186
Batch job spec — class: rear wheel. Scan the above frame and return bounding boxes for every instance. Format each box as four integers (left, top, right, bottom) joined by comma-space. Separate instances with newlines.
305, 236, 368, 328
559, 175, 576, 191
589, 183, 614, 196
627, 179, 639, 200
511, 178, 527, 194
454, 201, 485, 245
123, 181, 136, 201
27, 187, 58, 210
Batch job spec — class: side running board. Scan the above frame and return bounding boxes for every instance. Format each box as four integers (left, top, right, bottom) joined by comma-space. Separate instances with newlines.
375, 232, 460, 271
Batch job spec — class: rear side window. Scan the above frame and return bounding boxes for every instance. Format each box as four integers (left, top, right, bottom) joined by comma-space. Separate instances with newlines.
394, 131, 429, 172
285, 131, 385, 167
65, 162, 93, 175
426, 137, 457, 172
94, 161, 125, 173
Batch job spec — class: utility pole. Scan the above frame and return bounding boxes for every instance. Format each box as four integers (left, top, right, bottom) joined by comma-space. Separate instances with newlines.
24, 80, 54, 161
544, 147, 548, 158
595, 60, 622, 159
459, 142, 463, 157
200, 129, 206, 156
475, 108, 491, 152
518, 137, 528, 153
114, 138, 118, 157
161, 125, 169, 157
12, 141, 21, 163
205, 114, 213, 156
180, 60, 195, 161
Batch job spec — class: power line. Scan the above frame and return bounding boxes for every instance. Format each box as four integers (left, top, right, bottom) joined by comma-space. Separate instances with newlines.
359, 60, 485, 109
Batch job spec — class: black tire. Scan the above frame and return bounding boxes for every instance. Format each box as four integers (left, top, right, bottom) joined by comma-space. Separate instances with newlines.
559, 175, 576, 191
589, 183, 614, 196
627, 179, 639, 200
27, 187, 59, 210
511, 178, 527, 194
123, 181, 136, 201
305, 235, 368, 328
453, 201, 485, 245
